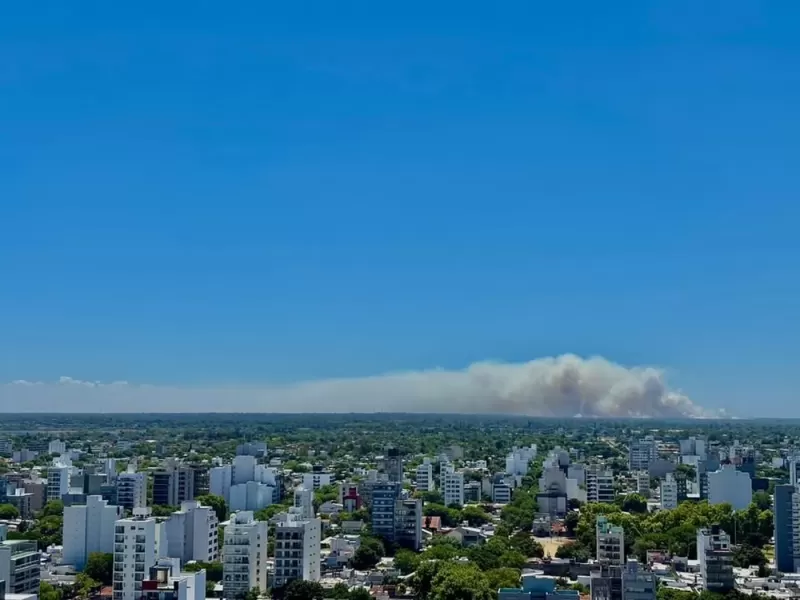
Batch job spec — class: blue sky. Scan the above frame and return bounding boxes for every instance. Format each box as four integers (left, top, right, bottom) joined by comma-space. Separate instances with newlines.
2, 2, 800, 415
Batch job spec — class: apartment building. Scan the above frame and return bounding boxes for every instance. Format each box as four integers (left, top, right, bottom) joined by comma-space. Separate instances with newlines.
415, 460, 434, 493
222, 512, 268, 599
113, 510, 166, 600
152, 462, 195, 507
273, 515, 321, 588
63, 495, 124, 569
141, 559, 205, 600
628, 438, 657, 471
586, 468, 615, 504
707, 464, 752, 510
774, 485, 800, 573
697, 526, 734, 592
47, 464, 70, 501
660, 474, 678, 510
443, 472, 465, 508
596, 516, 625, 566
293, 487, 314, 520
0, 540, 40, 594
164, 501, 219, 564
116, 472, 147, 511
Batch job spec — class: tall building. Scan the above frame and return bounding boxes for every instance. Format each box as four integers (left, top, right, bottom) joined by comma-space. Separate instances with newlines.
679, 437, 707, 460
293, 487, 314, 520
384, 448, 404, 483
707, 464, 752, 510
635, 472, 650, 498
0, 540, 40, 594
117, 472, 147, 511
230, 481, 274, 512
505, 446, 538, 476
63, 495, 124, 569
191, 465, 210, 498
113, 510, 166, 600
628, 438, 657, 471
395, 498, 423, 551
596, 516, 625, 565
222, 512, 268, 599
697, 526, 734, 592
338, 483, 361, 512
369, 482, 402, 541
416, 460, 434, 493
48, 440, 67, 456
587, 468, 615, 503
790, 455, 800, 487
164, 501, 219, 564
660, 474, 678, 510
443, 472, 465, 508
152, 462, 195, 507
774, 484, 800, 573
273, 515, 321, 589
302, 471, 333, 491
235, 442, 268, 458
211, 458, 278, 511
47, 464, 70, 501
591, 564, 622, 600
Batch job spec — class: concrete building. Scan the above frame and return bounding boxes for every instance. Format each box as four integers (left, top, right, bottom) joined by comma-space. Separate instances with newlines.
46, 464, 70, 501
790, 455, 800, 487
141, 559, 205, 600
273, 515, 321, 588
492, 481, 513, 504
11, 450, 38, 464
774, 484, 800, 573
621, 560, 656, 600
164, 501, 219, 564
235, 442, 267, 458
597, 516, 625, 566
537, 466, 568, 516
152, 462, 195, 507
229, 481, 274, 512
506, 446, 538, 476
679, 437, 707, 460
464, 481, 482, 503
590, 564, 622, 600
293, 487, 314, 520
301, 471, 333, 491
415, 460, 434, 493
395, 498, 422, 551
21, 481, 45, 513
222, 511, 268, 599
660, 473, 678, 510
5, 490, 33, 520
587, 468, 615, 504
116, 472, 147, 511
383, 448, 404, 483
369, 482, 402, 542
48, 440, 67, 456
0, 540, 40, 595
113, 510, 166, 600
707, 464, 752, 510
634, 472, 650, 498
697, 526, 734, 592
443, 472, 464, 508
63, 495, 124, 569
338, 483, 361, 513
628, 438, 657, 471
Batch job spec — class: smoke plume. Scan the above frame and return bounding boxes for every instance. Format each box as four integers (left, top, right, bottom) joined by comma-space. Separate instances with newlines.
1, 354, 717, 417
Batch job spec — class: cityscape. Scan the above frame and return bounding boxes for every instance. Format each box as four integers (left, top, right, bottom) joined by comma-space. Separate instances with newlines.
0, 415, 799, 600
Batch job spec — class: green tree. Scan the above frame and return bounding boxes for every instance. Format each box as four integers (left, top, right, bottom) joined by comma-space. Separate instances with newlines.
196, 494, 228, 522
349, 537, 384, 570
349, 588, 372, 600
84, 552, 113, 585
420, 490, 445, 504
484, 568, 521, 592
184, 561, 224, 582
461, 505, 491, 527
39, 581, 64, 600
329, 583, 352, 599
41, 500, 64, 518
499, 550, 526, 570
752, 491, 771, 511
394, 548, 422, 575
242, 587, 261, 600
564, 511, 580, 536
0, 504, 20, 519
555, 541, 590, 562
411, 560, 446, 600
73, 573, 100, 599
431, 562, 493, 600
732, 544, 766, 569
284, 579, 324, 600
510, 533, 544, 558
254, 503, 291, 521
423, 503, 461, 528
620, 494, 648, 514
151, 505, 176, 517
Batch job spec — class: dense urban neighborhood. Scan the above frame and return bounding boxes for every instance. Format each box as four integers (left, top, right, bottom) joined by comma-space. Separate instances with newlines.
0, 414, 799, 600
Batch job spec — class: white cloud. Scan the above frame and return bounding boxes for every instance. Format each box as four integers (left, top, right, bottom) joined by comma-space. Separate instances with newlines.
0, 354, 718, 417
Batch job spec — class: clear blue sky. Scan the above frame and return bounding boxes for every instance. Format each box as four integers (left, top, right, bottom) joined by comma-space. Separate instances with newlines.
2, 2, 800, 416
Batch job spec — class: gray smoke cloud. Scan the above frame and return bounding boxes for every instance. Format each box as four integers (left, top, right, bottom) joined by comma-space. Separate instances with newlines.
0, 354, 718, 417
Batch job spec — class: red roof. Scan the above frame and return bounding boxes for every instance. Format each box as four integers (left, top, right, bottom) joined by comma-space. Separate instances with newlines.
424, 516, 442, 530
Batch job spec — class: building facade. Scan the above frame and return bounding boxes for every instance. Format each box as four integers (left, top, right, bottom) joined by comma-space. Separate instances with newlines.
113, 511, 166, 600
273, 516, 321, 589
222, 511, 268, 599
63, 495, 124, 570
117, 472, 148, 511
775, 484, 800, 573
697, 526, 734, 592
443, 472, 465, 508
707, 464, 752, 511
0, 540, 40, 595
164, 501, 219, 565
596, 516, 625, 565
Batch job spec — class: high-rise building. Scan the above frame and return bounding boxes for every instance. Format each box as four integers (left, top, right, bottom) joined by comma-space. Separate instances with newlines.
338, 483, 361, 512
191, 465, 210, 498
47, 465, 71, 501
660, 474, 678, 510
302, 471, 333, 491
464, 481, 482, 503
416, 460, 434, 493
293, 487, 314, 520
679, 437, 707, 460
113, 510, 166, 600
587, 468, 615, 503
0, 540, 40, 594
235, 442, 267, 458
505, 446, 538, 476
229, 481, 274, 512
164, 501, 219, 564
395, 498, 423, 551
48, 440, 67, 456
774, 484, 800, 573
222, 512, 268, 599
152, 462, 195, 507
443, 472, 465, 508
697, 526, 734, 592
635, 472, 650, 498
628, 438, 657, 471
273, 515, 321, 588
596, 516, 625, 565
116, 472, 147, 511
621, 560, 656, 600
63, 495, 124, 569
383, 448, 403, 483
789, 455, 800, 487
707, 464, 752, 510
369, 482, 402, 541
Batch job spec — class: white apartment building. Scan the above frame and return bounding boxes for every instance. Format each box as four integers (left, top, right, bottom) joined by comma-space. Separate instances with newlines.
229, 481, 274, 512
440, 460, 455, 477
141, 558, 205, 600
597, 516, 625, 565
117, 472, 147, 510
210, 465, 232, 502
680, 437, 707, 460
211, 457, 279, 508
505, 445, 537, 476
492, 482, 512, 504
293, 487, 314, 520
0, 540, 41, 594
660, 473, 679, 510
164, 501, 219, 564
47, 465, 71, 501
416, 460, 434, 493
635, 472, 650, 498
63, 495, 124, 569
113, 510, 166, 600
302, 472, 333, 491
222, 511, 268, 599
443, 472, 465, 507
273, 515, 321, 588
48, 439, 67, 456
789, 455, 800, 487
587, 468, 615, 503
708, 464, 752, 510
